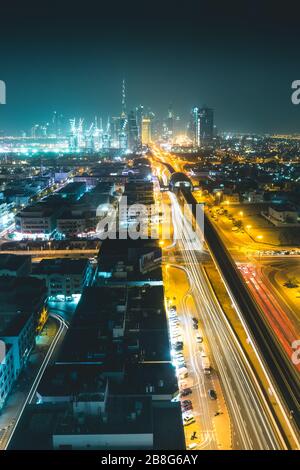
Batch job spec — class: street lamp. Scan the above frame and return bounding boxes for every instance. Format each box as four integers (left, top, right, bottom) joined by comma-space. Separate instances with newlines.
256, 235, 263, 240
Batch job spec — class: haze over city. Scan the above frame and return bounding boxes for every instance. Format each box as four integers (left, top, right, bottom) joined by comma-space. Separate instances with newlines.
1, 1, 300, 134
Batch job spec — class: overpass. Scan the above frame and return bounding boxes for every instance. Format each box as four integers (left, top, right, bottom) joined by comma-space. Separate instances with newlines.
0, 249, 98, 260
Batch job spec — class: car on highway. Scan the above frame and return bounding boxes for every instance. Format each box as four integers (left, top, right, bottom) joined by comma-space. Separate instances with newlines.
196, 333, 203, 343
208, 389, 217, 400
192, 323, 198, 330
202, 356, 211, 375
192, 317, 198, 323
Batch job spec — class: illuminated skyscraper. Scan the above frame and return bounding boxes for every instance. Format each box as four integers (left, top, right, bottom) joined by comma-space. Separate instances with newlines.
167, 103, 174, 138
141, 117, 152, 145
121, 78, 126, 118
190, 106, 214, 147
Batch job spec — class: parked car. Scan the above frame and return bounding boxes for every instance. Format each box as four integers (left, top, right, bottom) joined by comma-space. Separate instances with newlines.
180, 388, 192, 397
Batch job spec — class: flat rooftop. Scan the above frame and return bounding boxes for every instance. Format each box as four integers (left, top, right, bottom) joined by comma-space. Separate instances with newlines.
32, 258, 89, 276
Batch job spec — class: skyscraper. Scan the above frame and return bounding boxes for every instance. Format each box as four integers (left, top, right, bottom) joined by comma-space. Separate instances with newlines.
167, 103, 174, 139
128, 110, 139, 151
121, 78, 127, 118
199, 107, 214, 145
141, 117, 151, 145
190, 106, 214, 147
135, 105, 144, 140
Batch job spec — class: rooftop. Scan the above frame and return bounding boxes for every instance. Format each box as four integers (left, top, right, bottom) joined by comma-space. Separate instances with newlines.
32, 258, 89, 276
0, 254, 31, 272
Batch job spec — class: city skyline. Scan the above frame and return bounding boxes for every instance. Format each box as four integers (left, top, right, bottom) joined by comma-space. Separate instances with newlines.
0, 0, 299, 459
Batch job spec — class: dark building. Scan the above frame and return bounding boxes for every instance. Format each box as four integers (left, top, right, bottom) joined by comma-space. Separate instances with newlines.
128, 110, 139, 151
199, 107, 214, 145
0, 254, 31, 277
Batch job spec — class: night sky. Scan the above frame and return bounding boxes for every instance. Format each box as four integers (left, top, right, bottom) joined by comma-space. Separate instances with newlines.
0, 0, 300, 134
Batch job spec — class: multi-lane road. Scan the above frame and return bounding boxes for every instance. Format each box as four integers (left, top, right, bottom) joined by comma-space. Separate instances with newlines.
168, 191, 286, 449
151, 146, 300, 448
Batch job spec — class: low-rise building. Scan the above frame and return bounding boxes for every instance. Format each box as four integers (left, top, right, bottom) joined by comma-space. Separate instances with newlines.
0, 200, 14, 230
0, 311, 36, 380
268, 204, 299, 224
242, 190, 265, 203
0, 342, 15, 410
32, 258, 92, 301
15, 203, 61, 238
0, 276, 48, 335
95, 239, 162, 286
57, 182, 86, 201
0, 254, 31, 277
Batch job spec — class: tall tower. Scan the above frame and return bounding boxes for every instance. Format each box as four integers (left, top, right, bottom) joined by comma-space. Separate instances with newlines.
121, 78, 126, 118
190, 106, 214, 147
167, 103, 174, 139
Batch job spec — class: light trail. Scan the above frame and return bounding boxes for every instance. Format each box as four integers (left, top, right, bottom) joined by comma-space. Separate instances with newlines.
240, 265, 300, 374
169, 191, 286, 450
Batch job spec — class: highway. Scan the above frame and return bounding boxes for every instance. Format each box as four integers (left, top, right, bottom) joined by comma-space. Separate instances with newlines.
239, 263, 300, 374
151, 147, 300, 447
182, 188, 300, 445
169, 191, 286, 449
